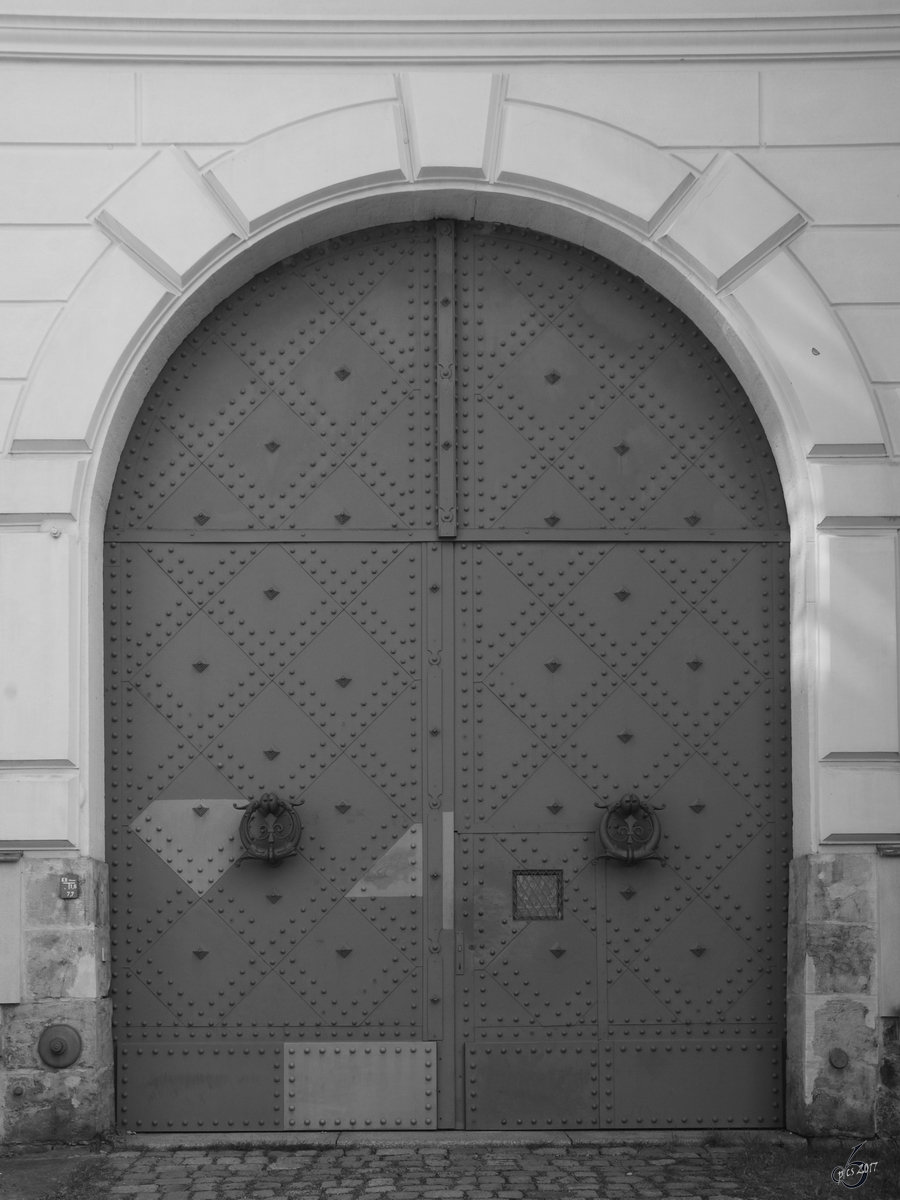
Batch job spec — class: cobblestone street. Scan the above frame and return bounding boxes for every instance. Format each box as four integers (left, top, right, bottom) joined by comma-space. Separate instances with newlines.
13, 1139, 773, 1200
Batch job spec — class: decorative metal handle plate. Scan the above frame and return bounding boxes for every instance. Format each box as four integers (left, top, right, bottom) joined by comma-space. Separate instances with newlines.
234, 793, 302, 866
597, 793, 663, 865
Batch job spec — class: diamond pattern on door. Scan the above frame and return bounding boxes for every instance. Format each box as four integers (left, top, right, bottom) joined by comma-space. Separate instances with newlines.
134, 901, 270, 1023
131, 797, 243, 896
144, 543, 262, 607
278, 612, 411, 748
207, 545, 341, 676
133, 613, 266, 748
203, 683, 339, 796
205, 394, 325, 527
634, 610, 764, 747
277, 899, 416, 1025
490, 323, 619, 459
144, 463, 266, 532
299, 758, 412, 893
650, 755, 764, 888
562, 396, 690, 526
155, 333, 277, 460
209, 855, 342, 969
484, 614, 616, 741
562, 547, 691, 675
563, 684, 693, 797
482, 755, 601, 833
108, 221, 790, 1133
490, 543, 599, 610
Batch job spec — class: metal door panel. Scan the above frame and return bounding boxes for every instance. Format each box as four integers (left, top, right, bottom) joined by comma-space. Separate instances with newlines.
612, 1039, 783, 1129
563, 396, 692, 526
118, 1043, 282, 1133
132, 611, 267, 748
484, 465, 607, 531
613, 896, 765, 1023
490, 322, 620, 460
153, 338, 276, 461
276, 898, 416, 1025
465, 1043, 599, 1130
635, 609, 765, 747
343, 396, 435, 531
554, 276, 673, 381
606, 965, 681, 1026
202, 681, 340, 795
484, 918, 599, 1026
206, 544, 341, 674
481, 755, 602, 834
204, 394, 325, 528
563, 545, 691, 674
290, 542, 406, 606
131, 796, 242, 896
297, 759, 413, 893
287, 462, 404, 532
134, 900, 270, 1024
144, 462, 267, 532
226, 970, 321, 1029
621, 342, 737, 456
284, 1042, 436, 1131
634, 464, 757, 532
490, 542, 603, 610
695, 543, 779, 673
116, 692, 196, 821
562, 684, 693, 797
108, 221, 790, 1131
111, 834, 195, 977
208, 856, 342, 967
649, 755, 766, 887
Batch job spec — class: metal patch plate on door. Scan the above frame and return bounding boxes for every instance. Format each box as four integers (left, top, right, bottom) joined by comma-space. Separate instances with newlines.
284, 1042, 436, 1130
465, 1043, 598, 1130
612, 1039, 783, 1129
118, 1044, 282, 1132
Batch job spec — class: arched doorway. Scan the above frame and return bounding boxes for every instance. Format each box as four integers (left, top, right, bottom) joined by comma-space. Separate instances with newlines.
105, 220, 790, 1132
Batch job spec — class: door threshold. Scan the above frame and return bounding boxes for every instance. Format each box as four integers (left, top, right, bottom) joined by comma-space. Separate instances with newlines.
121, 1129, 803, 1150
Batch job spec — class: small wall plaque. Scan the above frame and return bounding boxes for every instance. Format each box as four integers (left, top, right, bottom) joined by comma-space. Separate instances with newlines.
59, 874, 81, 900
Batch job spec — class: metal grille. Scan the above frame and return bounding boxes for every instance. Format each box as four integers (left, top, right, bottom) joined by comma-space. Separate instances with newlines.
513, 870, 564, 920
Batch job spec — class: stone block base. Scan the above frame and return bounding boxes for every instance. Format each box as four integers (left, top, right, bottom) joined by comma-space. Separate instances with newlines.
1, 997, 113, 1142
787, 853, 879, 1136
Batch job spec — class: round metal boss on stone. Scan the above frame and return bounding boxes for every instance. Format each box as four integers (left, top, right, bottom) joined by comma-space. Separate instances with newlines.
38, 1024, 82, 1068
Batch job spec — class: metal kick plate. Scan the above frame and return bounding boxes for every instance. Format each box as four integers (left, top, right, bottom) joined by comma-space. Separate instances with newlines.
284, 1041, 436, 1129
118, 1043, 283, 1132
465, 1043, 599, 1130
612, 1039, 783, 1128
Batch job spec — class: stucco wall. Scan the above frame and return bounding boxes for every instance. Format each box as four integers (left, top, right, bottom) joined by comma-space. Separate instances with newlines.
1, 2, 899, 1140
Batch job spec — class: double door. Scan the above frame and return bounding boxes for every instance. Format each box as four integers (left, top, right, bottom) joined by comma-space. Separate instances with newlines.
106, 220, 789, 1131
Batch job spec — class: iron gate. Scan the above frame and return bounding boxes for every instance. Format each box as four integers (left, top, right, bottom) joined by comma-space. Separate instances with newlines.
105, 221, 790, 1131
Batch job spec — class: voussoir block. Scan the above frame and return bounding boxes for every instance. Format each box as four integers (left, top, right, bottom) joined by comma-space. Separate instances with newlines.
731, 254, 883, 450
205, 102, 408, 234
96, 147, 241, 290
657, 152, 806, 291
402, 71, 498, 179
11, 246, 172, 451
496, 103, 695, 233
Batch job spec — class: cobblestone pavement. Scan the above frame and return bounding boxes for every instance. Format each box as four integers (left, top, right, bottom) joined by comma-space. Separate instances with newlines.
57, 1141, 761, 1200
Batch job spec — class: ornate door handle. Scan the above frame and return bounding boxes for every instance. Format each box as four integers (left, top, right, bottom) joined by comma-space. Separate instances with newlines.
234, 793, 302, 865
597, 794, 663, 865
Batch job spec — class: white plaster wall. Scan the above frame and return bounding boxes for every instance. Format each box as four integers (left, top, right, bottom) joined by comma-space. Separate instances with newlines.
0, 7, 898, 870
